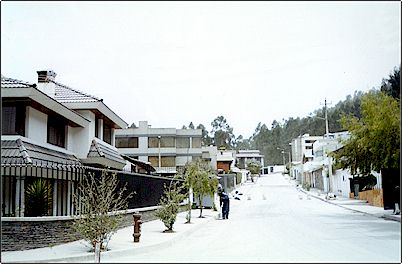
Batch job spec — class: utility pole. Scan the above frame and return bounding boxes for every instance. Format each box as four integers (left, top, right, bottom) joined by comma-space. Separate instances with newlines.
158, 135, 161, 169
320, 98, 331, 137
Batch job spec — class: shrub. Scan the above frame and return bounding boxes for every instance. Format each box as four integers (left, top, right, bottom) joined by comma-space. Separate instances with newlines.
155, 182, 186, 232
25, 178, 53, 217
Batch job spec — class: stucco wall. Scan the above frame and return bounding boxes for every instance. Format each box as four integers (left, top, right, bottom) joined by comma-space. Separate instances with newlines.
26, 106, 47, 144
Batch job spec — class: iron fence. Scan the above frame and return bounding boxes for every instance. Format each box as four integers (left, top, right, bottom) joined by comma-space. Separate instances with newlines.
1, 163, 184, 217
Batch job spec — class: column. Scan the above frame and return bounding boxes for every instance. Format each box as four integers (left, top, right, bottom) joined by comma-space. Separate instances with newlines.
15, 176, 25, 217
53, 180, 58, 216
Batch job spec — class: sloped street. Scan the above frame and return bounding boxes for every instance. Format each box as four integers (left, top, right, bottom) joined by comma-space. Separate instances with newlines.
103, 173, 401, 263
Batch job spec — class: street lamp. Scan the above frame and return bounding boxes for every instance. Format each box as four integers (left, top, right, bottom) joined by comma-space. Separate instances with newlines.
276, 147, 286, 173
157, 135, 161, 169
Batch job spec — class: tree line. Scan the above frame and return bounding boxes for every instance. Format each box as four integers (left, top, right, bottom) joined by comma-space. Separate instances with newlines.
182, 65, 400, 166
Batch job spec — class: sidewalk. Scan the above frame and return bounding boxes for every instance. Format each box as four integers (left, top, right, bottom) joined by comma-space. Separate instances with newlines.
1, 209, 219, 263
284, 175, 401, 223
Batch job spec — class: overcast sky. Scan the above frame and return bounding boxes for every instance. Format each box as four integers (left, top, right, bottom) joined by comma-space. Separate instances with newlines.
1, 1, 400, 138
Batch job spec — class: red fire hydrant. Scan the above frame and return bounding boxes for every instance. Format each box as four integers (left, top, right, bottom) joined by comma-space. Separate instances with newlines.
133, 212, 142, 243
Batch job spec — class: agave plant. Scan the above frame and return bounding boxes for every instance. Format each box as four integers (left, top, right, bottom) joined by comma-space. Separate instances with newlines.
25, 178, 53, 217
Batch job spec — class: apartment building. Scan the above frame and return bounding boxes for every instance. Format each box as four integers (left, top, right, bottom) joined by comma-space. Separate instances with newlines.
115, 121, 202, 175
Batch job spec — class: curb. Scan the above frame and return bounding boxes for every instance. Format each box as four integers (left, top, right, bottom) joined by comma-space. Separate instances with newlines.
298, 188, 401, 222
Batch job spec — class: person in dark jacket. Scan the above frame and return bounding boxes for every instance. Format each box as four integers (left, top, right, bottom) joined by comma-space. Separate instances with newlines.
219, 192, 230, 219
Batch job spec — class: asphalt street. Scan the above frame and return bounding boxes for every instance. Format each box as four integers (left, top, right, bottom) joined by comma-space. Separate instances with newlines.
101, 173, 401, 263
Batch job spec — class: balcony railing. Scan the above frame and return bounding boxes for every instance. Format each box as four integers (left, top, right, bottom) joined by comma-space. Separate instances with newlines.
154, 167, 177, 174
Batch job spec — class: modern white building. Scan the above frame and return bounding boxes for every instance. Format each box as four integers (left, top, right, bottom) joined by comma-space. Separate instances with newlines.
115, 121, 203, 175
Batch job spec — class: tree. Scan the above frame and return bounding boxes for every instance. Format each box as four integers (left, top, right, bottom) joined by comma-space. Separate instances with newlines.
188, 122, 195, 129
197, 123, 213, 146
154, 180, 186, 232
381, 65, 400, 99
129, 123, 137, 128
234, 135, 251, 150
247, 161, 262, 182
331, 90, 400, 176
72, 171, 133, 263
211, 116, 235, 149
183, 159, 218, 220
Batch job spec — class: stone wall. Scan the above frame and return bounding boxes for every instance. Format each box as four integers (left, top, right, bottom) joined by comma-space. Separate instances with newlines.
1, 204, 188, 252
1, 218, 81, 251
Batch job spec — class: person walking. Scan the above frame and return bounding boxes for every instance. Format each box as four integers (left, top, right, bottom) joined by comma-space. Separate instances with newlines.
219, 191, 230, 219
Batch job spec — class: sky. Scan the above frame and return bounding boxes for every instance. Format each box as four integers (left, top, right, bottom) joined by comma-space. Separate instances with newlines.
1, 1, 400, 138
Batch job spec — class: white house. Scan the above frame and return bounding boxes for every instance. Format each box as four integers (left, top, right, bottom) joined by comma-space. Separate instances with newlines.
235, 149, 264, 169
1, 70, 129, 217
289, 133, 323, 184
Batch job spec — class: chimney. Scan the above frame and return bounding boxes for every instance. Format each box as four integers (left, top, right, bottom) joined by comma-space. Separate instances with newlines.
36, 70, 57, 97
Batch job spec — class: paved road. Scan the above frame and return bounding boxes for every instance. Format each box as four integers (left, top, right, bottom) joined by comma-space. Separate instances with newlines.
104, 173, 401, 263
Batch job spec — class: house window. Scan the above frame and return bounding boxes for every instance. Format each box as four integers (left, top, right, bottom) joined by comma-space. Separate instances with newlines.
192, 137, 202, 148
103, 124, 112, 145
115, 137, 138, 148
176, 137, 190, 148
148, 137, 159, 148
160, 137, 175, 148
161, 156, 175, 167
2, 106, 25, 136
148, 137, 175, 148
148, 156, 159, 167
148, 156, 176, 167
47, 115, 66, 148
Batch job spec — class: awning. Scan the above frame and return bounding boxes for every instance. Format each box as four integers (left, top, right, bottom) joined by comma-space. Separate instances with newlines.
121, 154, 156, 173
1, 137, 81, 166
83, 138, 126, 170
303, 161, 324, 172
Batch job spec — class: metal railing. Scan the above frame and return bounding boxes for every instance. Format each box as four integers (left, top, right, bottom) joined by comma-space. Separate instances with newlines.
1, 163, 184, 217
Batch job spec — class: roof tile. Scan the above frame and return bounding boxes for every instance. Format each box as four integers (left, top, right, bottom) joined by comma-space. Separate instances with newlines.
53, 81, 101, 103
1, 76, 36, 89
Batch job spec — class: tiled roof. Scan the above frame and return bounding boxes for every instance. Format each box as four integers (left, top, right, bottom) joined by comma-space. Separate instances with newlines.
87, 139, 126, 165
121, 154, 156, 173
1, 138, 82, 166
53, 81, 101, 103
1, 76, 37, 89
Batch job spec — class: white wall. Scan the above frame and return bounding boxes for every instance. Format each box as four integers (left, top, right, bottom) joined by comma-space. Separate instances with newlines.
176, 156, 191, 166
331, 169, 352, 198
70, 110, 95, 159
25, 106, 47, 144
